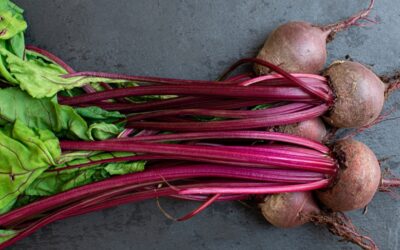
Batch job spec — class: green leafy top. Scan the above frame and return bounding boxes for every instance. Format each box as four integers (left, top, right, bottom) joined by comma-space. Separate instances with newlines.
0, 5, 27, 40
0, 120, 60, 213
25, 151, 145, 197
0, 0, 26, 87
0, 87, 124, 140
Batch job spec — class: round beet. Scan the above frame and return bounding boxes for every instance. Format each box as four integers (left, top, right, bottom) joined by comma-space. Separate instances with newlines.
255, 22, 330, 74
317, 139, 381, 212
260, 191, 378, 249
254, 1, 374, 74
260, 192, 319, 228
323, 61, 385, 128
275, 118, 327, 142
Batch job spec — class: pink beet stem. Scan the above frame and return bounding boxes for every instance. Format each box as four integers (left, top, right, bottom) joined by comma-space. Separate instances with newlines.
60, 140, 335, 173
170, 193, 249, 201
125, 104, 329, 132
123, 103, 313, 122
1, 178, 330, 248
89, 98, 269, 113
178, 179, 330, 195
117, 128, 135, 138
177, 193, 221, 221
110, 130, 330, 153
58, 84, 317, 105
0, 164, 329, 227
218, 58, 333, 102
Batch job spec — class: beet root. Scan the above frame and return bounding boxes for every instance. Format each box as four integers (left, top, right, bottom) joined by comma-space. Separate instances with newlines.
260, 192, 319, 228
275, 118, 327, 142
254, 21, 330, 75
317, 139, 381, 212
260, 192, 378, 249
254, 1, 374, 75
323, 61, 385, 128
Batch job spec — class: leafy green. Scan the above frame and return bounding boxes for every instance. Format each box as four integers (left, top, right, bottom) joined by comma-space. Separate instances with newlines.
25, 152, 145, 197
75, 106, 125, 123
104, 161, 145, 175
87, 122, 123, 140
24, 167, 106, 197
0, 120, 60, 213
0, 9, 27, 40
0, 87, 123, 140
10, 194, 39, 209
0, 229, 18, 244
251, 103, 273, 110
0, 0, 27, 84
0, 47, 133, 98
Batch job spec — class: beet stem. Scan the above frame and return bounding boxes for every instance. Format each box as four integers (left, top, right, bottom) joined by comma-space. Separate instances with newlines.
0, 164, 329, 227
123, 103, 313, 122
177, 193, 221, 221
110, 130, 330, 153
58, 84, 317, 105
59, 140, 335, 173
178, 179, 330, 195
218, 58, 333, 102
125, 104, 329, 132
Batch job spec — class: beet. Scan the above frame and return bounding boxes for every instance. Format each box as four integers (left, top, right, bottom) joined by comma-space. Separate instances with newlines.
317, 139, 381, 212
255, 22, 330, 74
323, 61, 385, 128
260, 191, 319, 228
275, 118, 327, 142
254, 1, 374, 74
260, 191, 378, 249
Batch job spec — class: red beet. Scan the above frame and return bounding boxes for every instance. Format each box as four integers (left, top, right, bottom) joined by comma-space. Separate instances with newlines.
260, 191, 378, 249
275, 118, 327, 142
323, 61, 385, 128
260, 191, 319, 228
316, 139, 381, 212
255, 0, 374, 74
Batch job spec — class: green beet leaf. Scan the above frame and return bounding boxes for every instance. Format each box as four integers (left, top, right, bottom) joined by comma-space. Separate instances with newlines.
0, 0, 27, 83
0, 120, 60, 213
0, 87, 124, 140
75, 106, 125, 123
0, 229, 19, 244
25, 152, 145, 197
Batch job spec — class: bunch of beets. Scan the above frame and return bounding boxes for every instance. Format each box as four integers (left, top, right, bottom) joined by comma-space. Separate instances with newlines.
0, 0, 398, 249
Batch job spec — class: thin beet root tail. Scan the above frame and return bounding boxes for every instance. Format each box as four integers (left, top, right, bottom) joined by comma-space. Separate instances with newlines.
323, 0, 375, 39
340, 109, 394, 140
381, 178, 400, 189
379, 178, 400, 198
384, 80, 400, 98
306, 212, 378, 250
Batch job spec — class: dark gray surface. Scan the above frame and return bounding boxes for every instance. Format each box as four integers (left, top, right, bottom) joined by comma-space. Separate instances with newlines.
11, 0, 400, 249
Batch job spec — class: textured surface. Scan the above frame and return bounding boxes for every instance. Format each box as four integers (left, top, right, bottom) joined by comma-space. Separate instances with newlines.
11, 0, 400, 249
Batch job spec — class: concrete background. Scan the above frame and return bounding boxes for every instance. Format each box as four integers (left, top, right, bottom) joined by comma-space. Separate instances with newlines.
11, 0, 400, 249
